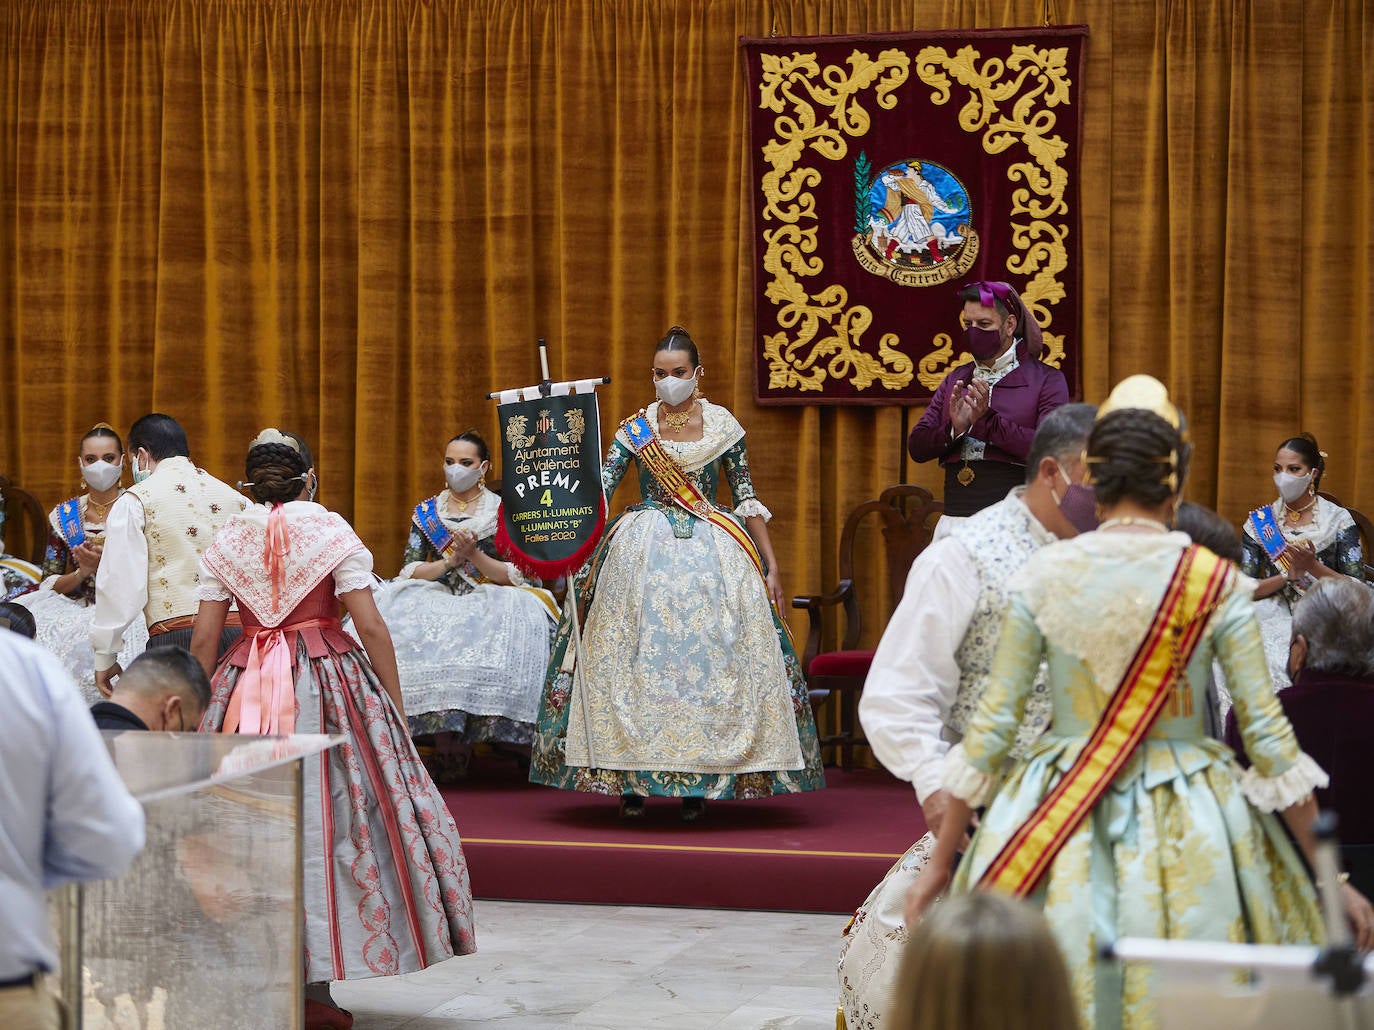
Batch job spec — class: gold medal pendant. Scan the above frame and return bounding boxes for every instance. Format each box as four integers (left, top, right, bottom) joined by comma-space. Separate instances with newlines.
957, 463, 975, 487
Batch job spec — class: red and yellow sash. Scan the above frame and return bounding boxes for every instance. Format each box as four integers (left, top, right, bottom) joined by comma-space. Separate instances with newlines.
620, 411, 766, 579
979, 544, 1232, 897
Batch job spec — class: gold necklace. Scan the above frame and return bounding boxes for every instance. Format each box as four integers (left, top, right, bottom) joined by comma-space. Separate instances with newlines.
1098, 516, 1170, 533
1284, 494, 1316, 523
85, 496, 113, 521
449, 487, 482, 514
660, 401, 697, 431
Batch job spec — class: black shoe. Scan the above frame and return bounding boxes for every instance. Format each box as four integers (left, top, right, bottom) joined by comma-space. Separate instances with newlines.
680, 797, 707, 822
619, 794, 645, 819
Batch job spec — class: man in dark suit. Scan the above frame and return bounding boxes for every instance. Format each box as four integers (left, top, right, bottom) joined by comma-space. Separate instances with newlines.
90, 645, 210, 732
1226, 576, 1374, 949
907, 280, 1070, 524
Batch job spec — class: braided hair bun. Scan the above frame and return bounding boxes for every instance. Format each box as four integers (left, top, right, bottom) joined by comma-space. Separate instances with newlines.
1087, 408, 1191, 508
244, 430, 308, 505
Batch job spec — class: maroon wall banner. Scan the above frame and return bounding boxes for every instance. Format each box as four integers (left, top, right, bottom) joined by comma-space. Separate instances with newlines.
742, 27, 1087, 405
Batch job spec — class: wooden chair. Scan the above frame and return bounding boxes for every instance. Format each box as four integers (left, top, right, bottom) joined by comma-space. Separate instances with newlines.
0, 474, 48, 567
1318, 491, 1374, 579
792, 485, 944, 769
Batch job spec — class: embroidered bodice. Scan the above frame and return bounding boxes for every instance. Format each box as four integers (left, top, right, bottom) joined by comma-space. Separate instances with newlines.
602, 400, 771, 539
399, 486, 530, 590
954, 531, 1312, 803
42, 493, 125, 603
1241, 496, 1365, 608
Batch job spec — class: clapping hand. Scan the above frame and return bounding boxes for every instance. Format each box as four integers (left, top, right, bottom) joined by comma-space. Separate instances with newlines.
73, 541, 103, 578
450, 530, 478, 562
965, 379, 991, 422
1284, 541, 1321, 582
949, 379, 991, 437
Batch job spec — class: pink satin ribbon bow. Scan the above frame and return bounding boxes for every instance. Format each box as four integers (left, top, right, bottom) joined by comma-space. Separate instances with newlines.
264, 502, 292, 613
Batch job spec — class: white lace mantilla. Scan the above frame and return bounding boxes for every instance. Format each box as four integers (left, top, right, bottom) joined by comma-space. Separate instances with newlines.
627, 399, 746, 473
1014, 531, 1232, 695
400, 488, 528, 586
201, 503, 366, 625
1244, 495, 1350, 555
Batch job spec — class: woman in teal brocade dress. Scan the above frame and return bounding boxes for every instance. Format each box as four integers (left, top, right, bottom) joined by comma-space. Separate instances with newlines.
529, 327, 823, 819
907, 382, 1328, 1030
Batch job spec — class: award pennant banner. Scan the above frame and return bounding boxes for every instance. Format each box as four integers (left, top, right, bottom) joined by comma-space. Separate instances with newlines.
493, 391, 607, 579
741, 26, 1087, 405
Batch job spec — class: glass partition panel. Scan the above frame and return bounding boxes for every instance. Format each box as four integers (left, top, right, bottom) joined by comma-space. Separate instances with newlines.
53, 733, 340, 1030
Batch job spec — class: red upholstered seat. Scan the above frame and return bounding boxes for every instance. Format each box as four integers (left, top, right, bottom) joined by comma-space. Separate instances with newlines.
807, 650, 875, 679
793, 485, 943, 769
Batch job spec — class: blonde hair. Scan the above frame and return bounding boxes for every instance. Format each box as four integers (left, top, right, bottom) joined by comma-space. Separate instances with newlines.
888, 892, 1080, 1030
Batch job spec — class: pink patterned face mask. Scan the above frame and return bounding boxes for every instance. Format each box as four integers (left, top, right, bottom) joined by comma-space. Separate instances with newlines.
1053, 462, 1098, 533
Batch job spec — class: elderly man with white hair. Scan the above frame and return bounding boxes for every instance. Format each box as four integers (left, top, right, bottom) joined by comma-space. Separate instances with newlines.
1226, 575, 1374, 947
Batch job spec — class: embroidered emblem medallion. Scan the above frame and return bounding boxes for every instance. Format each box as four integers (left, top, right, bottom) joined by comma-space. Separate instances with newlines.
853, 157, 979, 286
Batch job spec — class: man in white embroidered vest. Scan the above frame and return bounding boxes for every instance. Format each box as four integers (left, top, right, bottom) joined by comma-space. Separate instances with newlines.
92, 414, 247, 697
836, 402, 1096, 1030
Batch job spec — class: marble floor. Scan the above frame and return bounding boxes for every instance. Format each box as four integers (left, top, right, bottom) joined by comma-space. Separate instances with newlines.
333, 901, 848, 1029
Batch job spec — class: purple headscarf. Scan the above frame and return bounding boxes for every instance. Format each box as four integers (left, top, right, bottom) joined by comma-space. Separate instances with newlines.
962, 280, 1045, 361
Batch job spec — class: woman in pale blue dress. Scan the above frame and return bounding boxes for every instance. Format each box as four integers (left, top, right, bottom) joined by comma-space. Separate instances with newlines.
907, 380, 1327, 1030
529, 326, 823, 819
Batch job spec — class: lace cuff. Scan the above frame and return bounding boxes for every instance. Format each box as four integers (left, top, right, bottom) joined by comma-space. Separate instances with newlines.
397, 560, 426, 580
940, 743, 997, 808
333, 570, 376, 596
733, 498, 772, 522
504, 561, 529, 587
1239, 752, 1329, 813
197, 580, 232, 603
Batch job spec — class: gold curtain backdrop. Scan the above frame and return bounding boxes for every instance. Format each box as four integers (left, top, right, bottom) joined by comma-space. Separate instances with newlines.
1, 1, 1370, 651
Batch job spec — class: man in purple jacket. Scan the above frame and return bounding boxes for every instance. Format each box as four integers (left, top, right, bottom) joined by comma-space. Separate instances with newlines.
907, 281, 1070, 523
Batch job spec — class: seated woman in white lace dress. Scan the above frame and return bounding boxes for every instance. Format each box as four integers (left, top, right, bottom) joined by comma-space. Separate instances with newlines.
363, 430, 556, 781
11, 423, 147, 701
1241, 434, 1365, 690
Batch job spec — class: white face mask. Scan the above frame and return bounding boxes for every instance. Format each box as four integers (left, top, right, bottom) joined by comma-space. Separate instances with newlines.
1273, 470, 1312, 504
445, 462, 484, 495
81, 459, 122, 492
655, 369, 699, 407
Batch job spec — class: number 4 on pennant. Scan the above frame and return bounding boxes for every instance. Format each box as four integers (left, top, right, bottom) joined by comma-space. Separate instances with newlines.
540, 489, 553, 507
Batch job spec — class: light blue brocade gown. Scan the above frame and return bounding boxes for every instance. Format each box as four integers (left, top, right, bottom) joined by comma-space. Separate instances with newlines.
529, 400, 824, 798
944, 532, 1325, 1030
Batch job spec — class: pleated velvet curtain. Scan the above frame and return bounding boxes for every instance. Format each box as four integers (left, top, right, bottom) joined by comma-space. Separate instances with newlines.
1, 1, 1370, 648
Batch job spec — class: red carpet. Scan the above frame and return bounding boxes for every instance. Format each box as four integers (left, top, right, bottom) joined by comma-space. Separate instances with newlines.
441, 761, 924, 913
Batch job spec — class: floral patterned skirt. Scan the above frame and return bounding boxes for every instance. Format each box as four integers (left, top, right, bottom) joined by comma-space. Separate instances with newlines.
529, 509, 824, 798
950, 737, 1324, 1030
200, 639, 476, 982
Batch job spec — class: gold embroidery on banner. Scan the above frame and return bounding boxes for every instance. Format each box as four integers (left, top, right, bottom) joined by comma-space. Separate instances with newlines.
754, 41, 1074, 395
913, 43, 1072, 388
757, 49, 914, 394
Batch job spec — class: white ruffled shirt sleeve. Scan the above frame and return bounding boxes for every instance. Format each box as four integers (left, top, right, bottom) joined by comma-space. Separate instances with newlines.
859, 538, 980, 804
195, 555, 232, 602
940, 741, 999, 808
90, 493, 148, 672
332, 549, 375, 596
